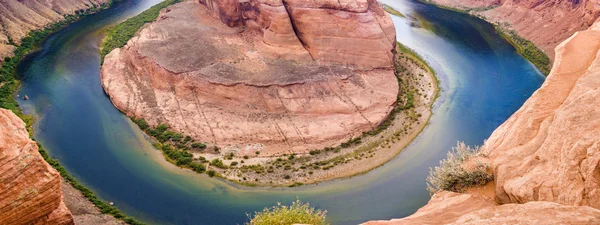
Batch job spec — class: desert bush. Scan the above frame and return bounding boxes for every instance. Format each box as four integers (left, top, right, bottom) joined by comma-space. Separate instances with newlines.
426, 142, 493, 194
246, 199, 328, 225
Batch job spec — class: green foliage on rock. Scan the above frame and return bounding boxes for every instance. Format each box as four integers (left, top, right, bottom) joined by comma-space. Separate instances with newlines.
246, 199, 328, 225
498, 29, 551, 75
100, 0, 182, 61
426, 142, 494, 193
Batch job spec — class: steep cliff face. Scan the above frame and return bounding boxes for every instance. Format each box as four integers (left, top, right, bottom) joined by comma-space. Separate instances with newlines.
0, 109, 73, 225
365, 20, 600, 225
430, 0, 600, 59
0, 0, 108, 59
101, 0, 398, 155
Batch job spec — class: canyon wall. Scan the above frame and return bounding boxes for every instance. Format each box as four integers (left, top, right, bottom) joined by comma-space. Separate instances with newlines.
101, 0, 398, 155
0, 0, 108, 60
429, 0, 600, 59
365, 19, 600, 225
0, 109, 74, 225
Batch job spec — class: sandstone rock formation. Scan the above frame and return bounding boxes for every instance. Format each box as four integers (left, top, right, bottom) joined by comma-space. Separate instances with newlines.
364, 191, 600, 225
364, 19, 600, 225
0, 0, 108, 59
429, 0, 600, 59
0, 109, 74, 225
101, 0, 398, 155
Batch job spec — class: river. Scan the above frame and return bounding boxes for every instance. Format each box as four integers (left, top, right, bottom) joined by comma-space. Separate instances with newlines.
15, 0, 544, 224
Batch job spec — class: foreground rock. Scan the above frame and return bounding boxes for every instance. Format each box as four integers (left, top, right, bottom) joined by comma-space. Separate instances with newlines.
102, 0, 398, 155
364, 191, 600, 225
481, 20, 600, 209
0, 0, 108, 60
429, 0, 600, 59
364, 19, 600, 225
0, 109, 73, 225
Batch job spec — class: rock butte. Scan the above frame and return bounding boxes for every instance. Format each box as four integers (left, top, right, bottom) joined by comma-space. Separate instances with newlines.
429, 0, 600, 60
101, 0, 398, 155
0, 0, 108, 60
365, 19, 600, 225
0, 109, 73, 225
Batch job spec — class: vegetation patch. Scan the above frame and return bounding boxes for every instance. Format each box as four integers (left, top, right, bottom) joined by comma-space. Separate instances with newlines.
497, 28, 550, 75
246, 199, 328, 225
426, 142, 493, 193
382, 4, 406, 18
100, 0, 182, 61
132, 117, 211, 174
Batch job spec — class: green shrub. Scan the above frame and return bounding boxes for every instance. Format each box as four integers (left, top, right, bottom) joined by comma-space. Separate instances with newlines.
246, 199, 328, 225
207, 170, 217, 177
426, 142, 493, 193
191, 142, 207, 150
210, 158, 227, 169
100, 0, 182, 61
190, 162, 206, 173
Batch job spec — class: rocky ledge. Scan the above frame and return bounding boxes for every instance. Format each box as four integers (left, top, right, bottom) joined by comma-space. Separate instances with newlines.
0, 109, 73, 225
365, 20, 600, 225
101, 0, 398, 155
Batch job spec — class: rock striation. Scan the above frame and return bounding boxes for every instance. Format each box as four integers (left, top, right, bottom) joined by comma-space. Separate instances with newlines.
101, 0, 398, 155
0, 0, 108, 60
364, 20, 600, 225
0, 109, 74, 225
429, 0, 600, 59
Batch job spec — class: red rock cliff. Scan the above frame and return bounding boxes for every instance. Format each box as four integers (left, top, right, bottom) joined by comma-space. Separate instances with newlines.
0, 0, 109, 60
429, 0, 600, 59
101, 0, 398, 155
0, 109, 74, 225
364, 20, 600, 225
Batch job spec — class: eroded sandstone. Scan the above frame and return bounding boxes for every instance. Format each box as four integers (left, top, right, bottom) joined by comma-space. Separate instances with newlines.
101, 0, 398, 155
0, 109, 73, 225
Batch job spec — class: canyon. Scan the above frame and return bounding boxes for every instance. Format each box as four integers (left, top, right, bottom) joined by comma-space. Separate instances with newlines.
428, 0, 600, 60
101, 0, 399, 155
0, 0, 108, 60
366, 18, 600, 225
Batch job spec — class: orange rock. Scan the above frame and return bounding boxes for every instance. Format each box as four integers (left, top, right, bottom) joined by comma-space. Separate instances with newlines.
0, 109, 73, 225
481, 20, 600, 209
197, 0, 396, 67
101, 0, 398, 155
363, 191, 600, 225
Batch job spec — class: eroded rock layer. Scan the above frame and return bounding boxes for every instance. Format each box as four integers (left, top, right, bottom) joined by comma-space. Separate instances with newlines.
0, 109, 74, 225
101, 0, 398, 155
364, 20, 600, 225
430, 0, 600, 59
0, 0, 108, 59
